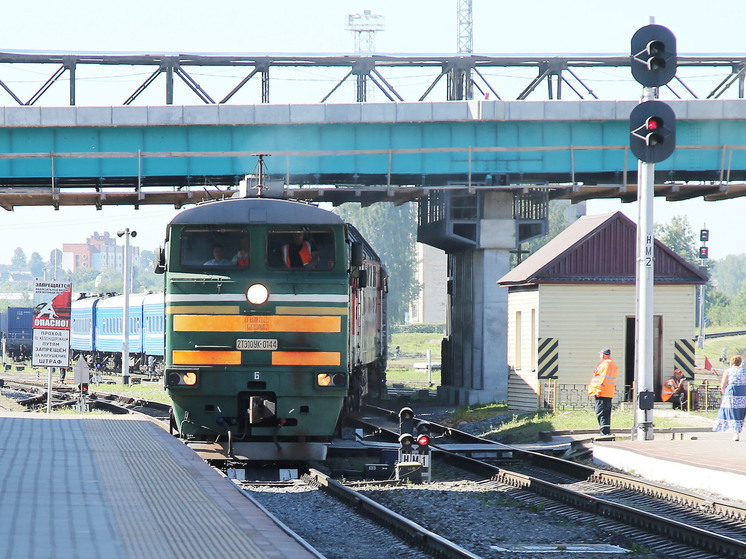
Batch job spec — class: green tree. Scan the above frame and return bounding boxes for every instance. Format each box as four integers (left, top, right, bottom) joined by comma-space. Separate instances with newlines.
654, 214, 698, 265
517, 201, 572, 266
63, 267, 100, 293
11, 247, 26, 268
28, 252, 44, 278
137, 268, 163, 292
711, 254, 746, 298
334, 202, 418, 325
704, 286, 732, 327
722, 284, 746, 327
95, 267, 124, 293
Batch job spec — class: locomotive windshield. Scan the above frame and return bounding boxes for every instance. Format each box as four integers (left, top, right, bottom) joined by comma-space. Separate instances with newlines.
267, 228, 335, 270
180, 228, 250, 270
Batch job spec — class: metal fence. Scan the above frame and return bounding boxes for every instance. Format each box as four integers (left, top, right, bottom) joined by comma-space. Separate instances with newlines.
540, 380, 723, 412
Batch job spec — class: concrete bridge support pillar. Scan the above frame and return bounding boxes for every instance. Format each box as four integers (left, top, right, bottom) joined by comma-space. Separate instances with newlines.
437, 191, 516, 406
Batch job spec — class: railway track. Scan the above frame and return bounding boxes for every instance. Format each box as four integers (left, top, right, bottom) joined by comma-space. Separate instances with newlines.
696, 329, 746, 341
344, 404, 746, 558
0, 376, 171, 427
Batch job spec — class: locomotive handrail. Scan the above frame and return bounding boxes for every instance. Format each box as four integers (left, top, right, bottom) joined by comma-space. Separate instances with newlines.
169, 277, 234, 283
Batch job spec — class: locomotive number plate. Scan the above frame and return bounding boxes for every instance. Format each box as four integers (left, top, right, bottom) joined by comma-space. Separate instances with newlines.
236, 338, 278, 350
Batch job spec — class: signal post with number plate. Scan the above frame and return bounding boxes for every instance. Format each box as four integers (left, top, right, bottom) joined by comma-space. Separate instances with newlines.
630, 22, 677, 440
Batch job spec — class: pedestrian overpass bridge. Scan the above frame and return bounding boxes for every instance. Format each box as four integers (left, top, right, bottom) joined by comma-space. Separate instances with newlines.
2, 98, 744, 406
1, 99, 745, 210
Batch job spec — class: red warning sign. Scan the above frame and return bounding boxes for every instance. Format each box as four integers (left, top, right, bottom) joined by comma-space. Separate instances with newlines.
32, 281, 72, 367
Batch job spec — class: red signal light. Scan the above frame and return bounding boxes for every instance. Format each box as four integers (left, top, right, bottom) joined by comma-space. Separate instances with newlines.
81, 383, 89, 394
647, 117, 660, 130
417, 435, 430, 447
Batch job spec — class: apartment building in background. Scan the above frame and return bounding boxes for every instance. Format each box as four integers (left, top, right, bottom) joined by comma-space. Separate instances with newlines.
62, 232, 140, 272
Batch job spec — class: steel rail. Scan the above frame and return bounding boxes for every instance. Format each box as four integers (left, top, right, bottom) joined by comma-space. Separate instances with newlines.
353, 406, 746, 558
0, 376, 172, 428
306, 468, 481, 559
359, 405, 746, 517
695, 329, 746, 341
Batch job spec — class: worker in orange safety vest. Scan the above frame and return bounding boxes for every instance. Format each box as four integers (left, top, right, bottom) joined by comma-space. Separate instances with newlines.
661, 368, 687, 409
232, 236, 250, 267
587, 348, 618, 435
283, 232, 316, 268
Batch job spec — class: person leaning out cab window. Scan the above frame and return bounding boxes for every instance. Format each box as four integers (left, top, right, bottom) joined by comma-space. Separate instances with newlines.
587, 348, 618, 436
232, 236, 250, 267
282, 232, 318, 268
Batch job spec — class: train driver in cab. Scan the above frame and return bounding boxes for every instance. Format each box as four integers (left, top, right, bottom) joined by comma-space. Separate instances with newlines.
204, 244, 231, 266
283, 232, 319, 269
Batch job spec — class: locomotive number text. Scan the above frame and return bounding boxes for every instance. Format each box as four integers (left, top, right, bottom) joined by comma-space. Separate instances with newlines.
236, 338, 279, 350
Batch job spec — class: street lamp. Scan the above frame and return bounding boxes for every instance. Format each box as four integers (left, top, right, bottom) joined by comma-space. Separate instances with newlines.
117, 228, 137, 384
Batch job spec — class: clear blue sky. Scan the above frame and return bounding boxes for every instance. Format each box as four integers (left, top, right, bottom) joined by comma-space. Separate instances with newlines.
1, 0, 744, 264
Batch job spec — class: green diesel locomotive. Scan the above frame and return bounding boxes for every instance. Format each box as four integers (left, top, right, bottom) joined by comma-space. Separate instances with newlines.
156, 197, 387, 461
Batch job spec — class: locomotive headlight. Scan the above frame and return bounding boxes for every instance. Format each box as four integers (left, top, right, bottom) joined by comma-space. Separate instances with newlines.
166, 370, 199, 387
317, 373, 346, 387
246, 283, 269, 305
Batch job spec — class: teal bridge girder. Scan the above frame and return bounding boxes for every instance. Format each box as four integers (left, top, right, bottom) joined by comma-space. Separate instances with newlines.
1, 99, 746, 210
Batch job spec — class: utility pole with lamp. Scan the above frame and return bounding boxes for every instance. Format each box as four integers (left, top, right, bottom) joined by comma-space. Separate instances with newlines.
629, 20, 677, 441
117, 228, 137, 385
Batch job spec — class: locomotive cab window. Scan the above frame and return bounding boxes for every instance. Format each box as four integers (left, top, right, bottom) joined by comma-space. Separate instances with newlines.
267, 228, 335, 270
180, 228, 251, 270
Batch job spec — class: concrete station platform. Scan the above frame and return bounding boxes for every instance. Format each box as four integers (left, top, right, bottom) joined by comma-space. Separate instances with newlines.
0, 413, 318, 559
593, 429, 746, 503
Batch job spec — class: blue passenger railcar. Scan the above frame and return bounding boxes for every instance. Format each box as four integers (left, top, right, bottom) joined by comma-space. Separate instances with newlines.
71, 296, 99, 353
70, 293, 165, 374
142, 292, 165, 373
95, 294, 148, 355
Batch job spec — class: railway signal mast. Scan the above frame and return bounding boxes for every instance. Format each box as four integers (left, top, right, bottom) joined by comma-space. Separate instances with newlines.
630, 21, 677, 440
698, 228, 709, 348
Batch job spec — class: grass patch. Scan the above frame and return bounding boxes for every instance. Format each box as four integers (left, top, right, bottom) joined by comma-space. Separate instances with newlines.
93, 379, 170, 404
386, 367, 440, 387
387, 332, 443, 389
390, 333, 442, 358
53, 408, 112, 416
444, 402, 509, 425
701, 334, 746, 368
448, 407, 717, 444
